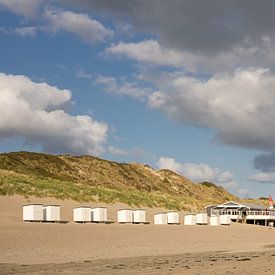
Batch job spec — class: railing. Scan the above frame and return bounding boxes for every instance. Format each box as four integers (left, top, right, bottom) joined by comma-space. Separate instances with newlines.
211, 210, 242, 216
212, 209, 275, 216
246, 210, 275, 216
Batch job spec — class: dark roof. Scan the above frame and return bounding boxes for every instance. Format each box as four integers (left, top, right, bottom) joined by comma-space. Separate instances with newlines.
213, 201, 267, 210
241, 203, 267, 210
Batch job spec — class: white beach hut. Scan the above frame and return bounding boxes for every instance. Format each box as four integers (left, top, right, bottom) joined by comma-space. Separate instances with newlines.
196, 213, 208, 225
23, 204, 43, 222
209, 216, 220, 226
220, 214, 231, 225
167, 211, 180, 224
43, 205, 60, 222
132, 209, 146, 224
91, 207, 107, 223
184, 214, 196, 225
117, 209, 133, 223
73, 206, 91, 223
154, 213, 168, 225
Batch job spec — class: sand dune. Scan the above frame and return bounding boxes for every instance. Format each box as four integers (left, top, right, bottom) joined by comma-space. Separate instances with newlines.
0, 196, 274, 274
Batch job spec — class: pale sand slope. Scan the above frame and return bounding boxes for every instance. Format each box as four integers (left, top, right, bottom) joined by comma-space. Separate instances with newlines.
0, 196, 275, 274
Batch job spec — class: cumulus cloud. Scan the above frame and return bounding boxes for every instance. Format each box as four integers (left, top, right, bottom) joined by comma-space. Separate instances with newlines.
95, 75, 151, 100
0, 73, 108, 155
108, 146, 154, 159
108, 146, 128, 156
0, 2, 113, 44
149, 68, 275, 151
0, 0, 44, 18
249, 172, 275, 183
0, 26, 38, 37
106, 38, 275, 73
106, 40, 186, 68
249, 152, 275, 184
14, 26, 37, 37
44, 7, 113, 44
62, 0, 275, 69
157, 157, 236, 189
254, 152, 275, 172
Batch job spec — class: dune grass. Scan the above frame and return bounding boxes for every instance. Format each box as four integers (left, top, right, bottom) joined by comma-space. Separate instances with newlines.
0, 170, 193, 210
0, 152, 267, 211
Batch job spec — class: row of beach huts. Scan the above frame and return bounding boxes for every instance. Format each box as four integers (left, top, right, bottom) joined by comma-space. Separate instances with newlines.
22, 204, 231, 226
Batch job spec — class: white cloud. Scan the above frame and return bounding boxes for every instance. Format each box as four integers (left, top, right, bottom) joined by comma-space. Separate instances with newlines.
0, 0, 44, 18
249, 172, 275, 183
0, 26, 37, 37
106, 38, 275, 73
0, 3, 113, 44
106, 40, 186, 67
108, 146, 155, 160
108, 146, 129, 156
149, 68, 275, 151
14, 26, 37, 37
95, 75, 151, 100
157, 157, 235, 188
66, 1, 275, 73
157, 157, 182, 174
44, 7, 113, 44
76, 70, 93, 80
0, 73, 108, 155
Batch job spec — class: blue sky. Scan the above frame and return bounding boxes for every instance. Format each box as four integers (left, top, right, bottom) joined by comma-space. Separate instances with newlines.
0, 0, 275, 199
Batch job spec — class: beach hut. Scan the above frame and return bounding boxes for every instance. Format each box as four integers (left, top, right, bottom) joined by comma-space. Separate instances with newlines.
220, 214, 231, 225
117, 209, 133, 223
209, 216, 220, 226
91, 207, 107, 223
196, 213, 208, 225
154, 213, 167, 224
73, 206, 91, 223
167, 211, 180, 224
184, 214, 196, 225
23, 204, 43, 222
43, 205, 60, 222
132, 209, 146, 224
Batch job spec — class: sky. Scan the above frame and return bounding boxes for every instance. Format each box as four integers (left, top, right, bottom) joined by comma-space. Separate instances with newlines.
0, 0, 275, 199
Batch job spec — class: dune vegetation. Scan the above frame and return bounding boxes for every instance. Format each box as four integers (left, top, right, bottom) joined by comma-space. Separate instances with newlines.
0, 151, 253, 211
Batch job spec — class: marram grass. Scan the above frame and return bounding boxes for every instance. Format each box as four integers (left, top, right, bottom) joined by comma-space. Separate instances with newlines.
0, 170, 190, 210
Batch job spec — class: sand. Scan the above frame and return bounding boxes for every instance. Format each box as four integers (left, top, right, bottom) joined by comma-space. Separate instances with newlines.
0, 196, 275, 274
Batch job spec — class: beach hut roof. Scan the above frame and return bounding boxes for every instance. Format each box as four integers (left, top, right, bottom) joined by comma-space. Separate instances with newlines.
23, 203, 43, 206
167, 211, 178, 213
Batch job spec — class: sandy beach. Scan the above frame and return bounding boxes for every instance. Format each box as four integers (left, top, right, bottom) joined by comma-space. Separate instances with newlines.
0, 196, 275, 274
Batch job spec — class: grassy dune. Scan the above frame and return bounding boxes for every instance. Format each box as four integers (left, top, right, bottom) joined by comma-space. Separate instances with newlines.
0, 170, 202, 210
0, 151, 245, 211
